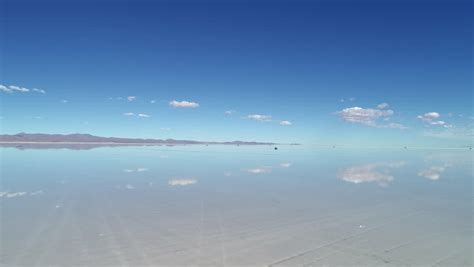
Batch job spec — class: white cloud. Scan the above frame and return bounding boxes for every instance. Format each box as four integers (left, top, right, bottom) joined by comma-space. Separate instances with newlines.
169, 100, 199, 108
430, 120, 445, 126
136, 168, 148, 172
150, 100, 156, 104
60, 99, 68, 103
27, 116, 43, 120
246, 167, 272, 174
127, 96, 136, 102
160, 127, 171, 131
8, 85, 29, 92
168, 178, 197, 186
0, 84, 46, 94
417, 112, 451, 127
280, 120, 292, 126
337, 107, 394, 127
32, 88, 46, 94
123, 112, 150, 118
225, 110, 236, 115
125, 184, 134, 190
247, 114, 272, 122
380, 123, 408, 130
340, 97, 356, 103
418, 112, 440, 121
0, 85, 12, 93
418, 166, 446, 180
377, 103, 389, 109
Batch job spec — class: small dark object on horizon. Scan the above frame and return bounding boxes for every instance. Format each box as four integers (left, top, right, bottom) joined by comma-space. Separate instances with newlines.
274, 147, 278, 150
404, 146, 408, 149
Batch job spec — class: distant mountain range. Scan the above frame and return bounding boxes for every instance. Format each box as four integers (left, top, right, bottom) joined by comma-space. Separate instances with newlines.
0, 133, 276, 146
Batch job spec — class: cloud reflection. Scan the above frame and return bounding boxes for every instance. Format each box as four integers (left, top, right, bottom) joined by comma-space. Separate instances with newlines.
339, 162, 404, 186
246, 167, 272, 174
418, 166, 446, 180
168, 179, 197, 186
280, 162, 292, 168
123, 168, 149, 173
0, 190, 44, 198
243, 163, 291, 175
2, 192, 27, 198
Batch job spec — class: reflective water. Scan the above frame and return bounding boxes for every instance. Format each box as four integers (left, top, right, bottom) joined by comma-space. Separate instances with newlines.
1, 146, 472, 266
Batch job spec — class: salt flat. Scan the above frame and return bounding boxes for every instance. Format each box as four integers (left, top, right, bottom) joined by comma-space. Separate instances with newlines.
1, 146, 472, 266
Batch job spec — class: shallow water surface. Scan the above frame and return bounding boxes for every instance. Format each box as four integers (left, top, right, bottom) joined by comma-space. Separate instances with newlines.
1, 146, 472, 266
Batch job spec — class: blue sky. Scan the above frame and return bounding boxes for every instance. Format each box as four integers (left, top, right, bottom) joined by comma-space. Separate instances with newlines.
0, 0, 472, 146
